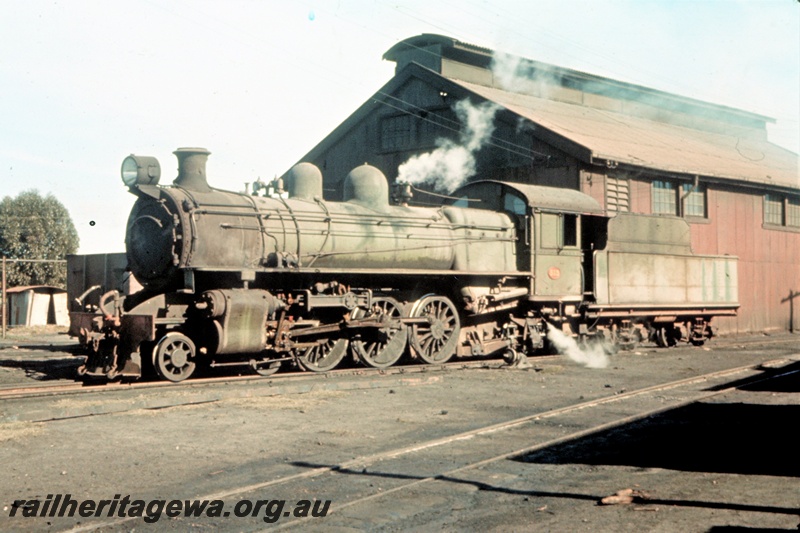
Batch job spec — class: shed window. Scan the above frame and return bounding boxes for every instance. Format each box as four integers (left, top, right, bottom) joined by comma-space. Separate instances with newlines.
765, 194, 800, 229
652, 180, 707, 218
452, 196, 469, 208
380, 114, 414, 151
788, 197, 800, 228
681, 184, 706, 218
652, 181, 676, 214
418, 108, 456, 148
764, 194, 784, 225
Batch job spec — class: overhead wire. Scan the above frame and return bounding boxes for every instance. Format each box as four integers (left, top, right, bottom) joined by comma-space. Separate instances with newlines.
304, 3, 557, 161
371, 91, 549, 161
143, 0, 797, 170
139, 0, 552, 165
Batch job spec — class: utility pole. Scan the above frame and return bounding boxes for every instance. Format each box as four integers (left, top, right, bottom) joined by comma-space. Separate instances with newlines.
2, 257, 6, 339
788, 290, 797, 334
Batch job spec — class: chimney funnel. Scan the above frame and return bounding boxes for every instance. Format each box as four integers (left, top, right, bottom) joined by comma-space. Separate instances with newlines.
173, 147, 212, 192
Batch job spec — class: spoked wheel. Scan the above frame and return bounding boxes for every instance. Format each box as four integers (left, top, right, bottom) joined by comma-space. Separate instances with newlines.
654, 327, 668, 348
153, 332, 197, 382
298, 338, 349, 372
250, 358, 282, 377
654, 326, 678, 348
409, 295, 460, 364
352, 297, 408, 369
615, 327, 640, 351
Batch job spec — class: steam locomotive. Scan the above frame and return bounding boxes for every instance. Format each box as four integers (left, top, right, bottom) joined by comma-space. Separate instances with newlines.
70, 148, 738, 381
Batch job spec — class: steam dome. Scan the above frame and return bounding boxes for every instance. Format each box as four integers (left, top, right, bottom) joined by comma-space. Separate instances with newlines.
343, 165, 389, 209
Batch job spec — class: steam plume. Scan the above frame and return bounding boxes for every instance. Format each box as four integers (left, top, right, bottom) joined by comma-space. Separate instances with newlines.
545, 322, 609, 369
491, 51, 563, 99
396, 99, 500, 192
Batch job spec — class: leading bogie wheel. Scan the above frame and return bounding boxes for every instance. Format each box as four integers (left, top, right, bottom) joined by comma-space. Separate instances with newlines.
153, 332, 197, 382
409, 295, 461, 364
250, 357, 282, 377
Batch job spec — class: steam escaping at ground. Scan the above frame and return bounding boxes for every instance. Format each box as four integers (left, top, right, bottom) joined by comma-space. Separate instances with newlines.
396, 99, 500, 193
545, 322, 609, 369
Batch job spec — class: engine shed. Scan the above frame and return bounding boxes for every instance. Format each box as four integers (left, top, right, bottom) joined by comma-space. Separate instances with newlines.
284, 34, 799, 335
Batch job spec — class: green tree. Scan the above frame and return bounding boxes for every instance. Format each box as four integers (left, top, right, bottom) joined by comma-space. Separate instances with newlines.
0, 190, 79, 287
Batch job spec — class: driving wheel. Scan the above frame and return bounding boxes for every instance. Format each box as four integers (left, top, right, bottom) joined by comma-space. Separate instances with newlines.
352, 297, 408, 369
409, 295, 460, 364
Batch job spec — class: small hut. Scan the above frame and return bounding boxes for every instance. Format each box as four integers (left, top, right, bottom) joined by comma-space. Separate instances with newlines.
6, 286, 68, 327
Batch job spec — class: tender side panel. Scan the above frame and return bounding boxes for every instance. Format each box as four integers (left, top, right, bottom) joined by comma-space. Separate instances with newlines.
594, 251, 739, 307
605, 213, 692, 255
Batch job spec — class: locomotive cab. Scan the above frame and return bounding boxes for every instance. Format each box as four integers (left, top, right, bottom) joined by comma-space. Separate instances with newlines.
450, 181, 604, 301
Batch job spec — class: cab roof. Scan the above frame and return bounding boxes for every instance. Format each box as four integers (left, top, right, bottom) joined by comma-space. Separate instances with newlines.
452, 180, 604, 215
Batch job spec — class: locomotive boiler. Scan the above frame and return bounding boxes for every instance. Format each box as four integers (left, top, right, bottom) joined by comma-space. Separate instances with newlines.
71, 148, 738, 381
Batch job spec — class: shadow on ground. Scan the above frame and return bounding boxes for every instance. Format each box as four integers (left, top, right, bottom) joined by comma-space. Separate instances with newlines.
0, 354, 84, 380
289, 361, 800, 528
0, 335, 84, 380
518, 362, 800, 477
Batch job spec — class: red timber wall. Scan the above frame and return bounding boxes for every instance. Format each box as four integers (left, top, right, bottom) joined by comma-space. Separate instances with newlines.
582, 171, 800, 335
688, 185, 800, 334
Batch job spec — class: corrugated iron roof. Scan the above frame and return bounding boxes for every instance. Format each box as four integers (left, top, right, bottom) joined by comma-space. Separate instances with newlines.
384, 34, 494, 61
451, 78, 799, 189
390, 35, 774, 124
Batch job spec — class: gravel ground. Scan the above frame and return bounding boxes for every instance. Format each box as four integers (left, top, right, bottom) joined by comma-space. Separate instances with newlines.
0, 327, 81, 386
0, 329, 798, 532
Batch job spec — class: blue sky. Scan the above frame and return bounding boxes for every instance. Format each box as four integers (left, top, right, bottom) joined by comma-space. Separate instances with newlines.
1, 0, 798, 254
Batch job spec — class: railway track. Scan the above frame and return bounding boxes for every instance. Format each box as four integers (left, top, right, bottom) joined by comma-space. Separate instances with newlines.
64, 353, 799, 532
1, 332, 795, 401
0, 358, 515, 402
274, 355, 800, 530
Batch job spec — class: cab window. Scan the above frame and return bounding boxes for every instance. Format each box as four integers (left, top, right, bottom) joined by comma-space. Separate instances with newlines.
541, 213, 579, 249
563, 214, 577, 247
452, 196, 469, 208
503, 193, 527, 215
